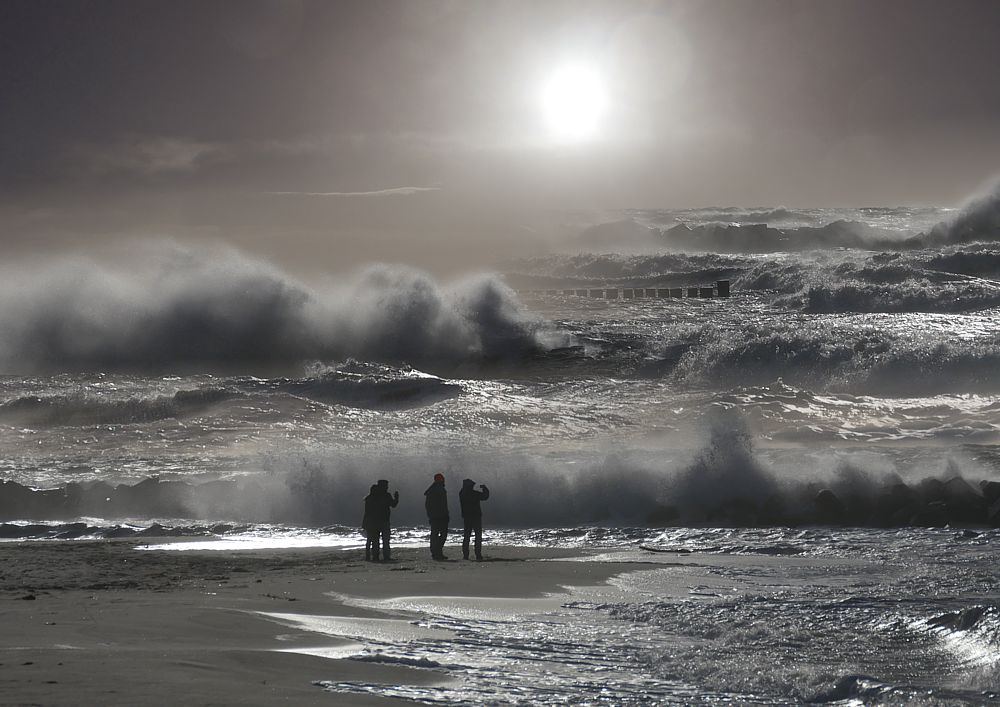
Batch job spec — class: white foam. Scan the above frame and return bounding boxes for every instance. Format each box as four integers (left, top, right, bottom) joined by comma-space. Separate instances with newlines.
259, 612, 455, 644
138, 536, 365, 551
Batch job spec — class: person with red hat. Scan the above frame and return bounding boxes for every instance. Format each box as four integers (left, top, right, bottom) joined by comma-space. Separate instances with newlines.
424, 472, 450, 560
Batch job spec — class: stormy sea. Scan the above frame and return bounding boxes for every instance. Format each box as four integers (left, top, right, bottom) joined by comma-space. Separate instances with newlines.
4, 187, 1000, 704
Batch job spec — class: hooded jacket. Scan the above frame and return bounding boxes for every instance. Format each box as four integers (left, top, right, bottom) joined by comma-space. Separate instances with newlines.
368, 480, 398, 525
424, 480, 449, 521
362, 485, 379, 531
459, 479, 490, 520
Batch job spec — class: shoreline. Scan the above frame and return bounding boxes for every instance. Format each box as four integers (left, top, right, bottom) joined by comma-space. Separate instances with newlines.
0, 540, 652, 706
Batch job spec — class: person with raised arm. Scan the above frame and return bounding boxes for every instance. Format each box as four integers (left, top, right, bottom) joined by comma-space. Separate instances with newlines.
459, 478, 490, 561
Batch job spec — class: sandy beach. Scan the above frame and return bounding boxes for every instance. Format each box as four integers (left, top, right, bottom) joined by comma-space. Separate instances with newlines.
0, 540, 654, 706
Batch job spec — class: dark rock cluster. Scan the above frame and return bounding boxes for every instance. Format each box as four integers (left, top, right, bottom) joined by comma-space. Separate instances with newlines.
646, 476, 1000, 528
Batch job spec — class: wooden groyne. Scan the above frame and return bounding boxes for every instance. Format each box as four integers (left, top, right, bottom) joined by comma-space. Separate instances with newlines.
523, 279, 732, 299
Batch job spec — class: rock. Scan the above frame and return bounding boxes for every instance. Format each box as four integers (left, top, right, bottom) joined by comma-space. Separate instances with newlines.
814, 489, 846, 524
646, 505, 679, 526
942, 477, 986, 524
0, 481, 32, 518
988, 498, 1000, 527
709, 497, 761, 526
979, 480, 1000, 504
918, 478, 946, 504
874, 483, 919, 526
911, 501, 950, 528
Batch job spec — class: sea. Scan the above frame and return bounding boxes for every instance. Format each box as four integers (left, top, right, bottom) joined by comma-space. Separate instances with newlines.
3, 191, 1000, 704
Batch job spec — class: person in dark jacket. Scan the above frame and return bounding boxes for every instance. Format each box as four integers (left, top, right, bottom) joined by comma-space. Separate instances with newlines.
459, 478, 490, 560
362, 484, 379, 561
371, 479, 399, 561
424, 473, 449, 560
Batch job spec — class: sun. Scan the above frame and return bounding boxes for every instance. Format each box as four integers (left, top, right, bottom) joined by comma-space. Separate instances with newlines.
541, 64, 607, 143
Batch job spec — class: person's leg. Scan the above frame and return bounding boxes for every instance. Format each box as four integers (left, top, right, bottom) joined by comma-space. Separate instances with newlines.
365, 530, 372, 561
431, 520, 448, 558
474, 521, 483, 560
369, 528, 380, 561
429, 522, 440, 557
462, 521, 472, 559
381, 522, 391, 560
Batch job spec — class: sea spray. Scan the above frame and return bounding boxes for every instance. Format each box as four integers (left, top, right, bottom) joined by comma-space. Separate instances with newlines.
4, 408, 998, 528
0, 245, 550, 373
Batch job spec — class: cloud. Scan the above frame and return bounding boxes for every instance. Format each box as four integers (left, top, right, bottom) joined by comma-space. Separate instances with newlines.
71, 136, 225, 176
266, 186, 442, 198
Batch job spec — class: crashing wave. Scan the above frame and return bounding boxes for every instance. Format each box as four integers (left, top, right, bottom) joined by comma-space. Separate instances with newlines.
913, 182, 1000, 247
0, 364, 462, 427
507, 247, 1000, 315
572, 194, 1000, 254
656, 318, 1000, 395
683, 206, 805, 225
0, 387, 236, 427
504, 252, 751, 291
659, 219, 899, 253
0, 246, 550, 374
794, 279, 1000, 314
272, 361, 462, 410
5, 408, 1000, 528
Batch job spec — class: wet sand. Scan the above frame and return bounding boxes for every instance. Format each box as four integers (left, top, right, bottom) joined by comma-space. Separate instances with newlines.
0, 541, 649, 706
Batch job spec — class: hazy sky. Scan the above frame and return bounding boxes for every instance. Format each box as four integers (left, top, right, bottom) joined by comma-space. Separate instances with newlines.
3, 0, 999, 271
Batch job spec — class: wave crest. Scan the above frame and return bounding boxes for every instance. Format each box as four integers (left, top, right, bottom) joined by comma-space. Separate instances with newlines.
0, 246, 549, 373
0, 387, 236, 427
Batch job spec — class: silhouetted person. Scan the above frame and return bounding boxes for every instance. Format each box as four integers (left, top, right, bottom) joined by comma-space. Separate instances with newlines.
362, 484, 379, 561
460, 479, 490, 560
371, 479, 399, 561
424, 473, 449, 560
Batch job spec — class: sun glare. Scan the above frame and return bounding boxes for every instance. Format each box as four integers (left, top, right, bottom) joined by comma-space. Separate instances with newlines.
541, 64, 607, 143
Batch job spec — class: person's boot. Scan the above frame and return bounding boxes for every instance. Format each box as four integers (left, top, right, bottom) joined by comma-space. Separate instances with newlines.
365, 550, 371, 561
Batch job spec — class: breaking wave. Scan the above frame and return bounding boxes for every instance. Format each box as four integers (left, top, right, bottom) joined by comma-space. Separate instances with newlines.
0, 362, 463, 427
0, 244, 551, 374
659, 219, 899, 252
4, 408, 999, 529
648, 318, 1000, 394
574, 193, 999, 253
509, 246, 1000, 314
916, 182, 1000, 247
0, 387, 237, 427
919, 604, 1000, 668
273, 361, 462, 409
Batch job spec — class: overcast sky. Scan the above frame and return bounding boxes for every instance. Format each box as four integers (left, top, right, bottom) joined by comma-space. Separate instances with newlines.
2, 0, 999, 272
